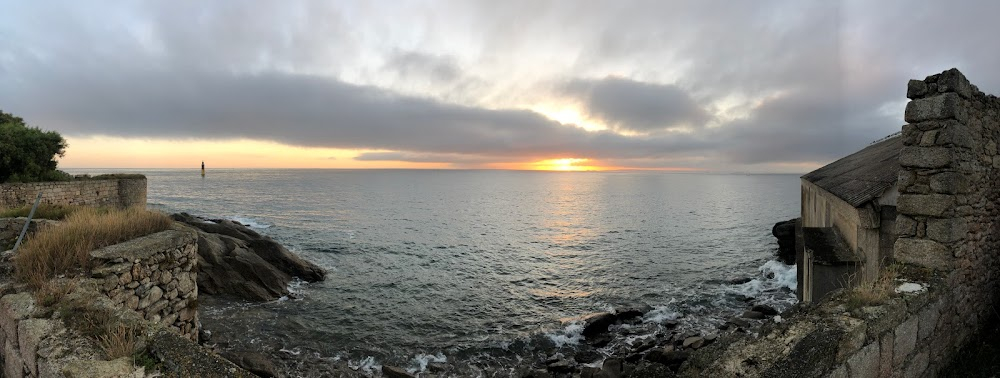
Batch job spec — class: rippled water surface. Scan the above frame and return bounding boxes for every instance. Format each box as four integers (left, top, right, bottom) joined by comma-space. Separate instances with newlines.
71, 169, 800, 375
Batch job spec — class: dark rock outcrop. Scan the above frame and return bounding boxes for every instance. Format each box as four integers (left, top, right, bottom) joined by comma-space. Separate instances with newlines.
381, 365, 416, 378
771, 218, 799, 264
171, 213, 325, 301
751, 304, 779, 316
222, 351, 283, 378
582, 312, 618, 337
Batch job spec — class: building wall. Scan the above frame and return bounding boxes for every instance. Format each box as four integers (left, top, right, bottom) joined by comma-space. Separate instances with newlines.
0, 178, 147, 209
801, 179, 862, 250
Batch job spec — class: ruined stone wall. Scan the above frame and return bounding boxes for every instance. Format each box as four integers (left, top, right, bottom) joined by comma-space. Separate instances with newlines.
90, 227, 199, 341
0, 178, 147, 209
894, 68, 1000, 373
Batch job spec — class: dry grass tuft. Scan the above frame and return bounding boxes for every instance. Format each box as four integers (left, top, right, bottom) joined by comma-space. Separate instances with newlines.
33, 279, 78, 308
845, 265, 899, 309
98, 323, 141, 359
13, 207, 172, 287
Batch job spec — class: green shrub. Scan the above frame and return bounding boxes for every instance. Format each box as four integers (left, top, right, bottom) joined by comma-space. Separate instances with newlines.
0, 110, 68, 183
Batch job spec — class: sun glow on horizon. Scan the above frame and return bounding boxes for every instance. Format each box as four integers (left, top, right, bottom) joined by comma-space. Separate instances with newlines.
530, 158, 600, 171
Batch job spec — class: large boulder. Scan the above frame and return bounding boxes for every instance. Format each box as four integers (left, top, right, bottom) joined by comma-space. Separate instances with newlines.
771, 218, 798, 265
171, 213, 325, 301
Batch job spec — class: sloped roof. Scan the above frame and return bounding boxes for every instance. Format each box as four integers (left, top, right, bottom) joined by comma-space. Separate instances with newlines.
802, 135, 902, 208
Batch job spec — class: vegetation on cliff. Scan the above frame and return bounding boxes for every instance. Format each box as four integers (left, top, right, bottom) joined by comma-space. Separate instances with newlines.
0, 109, 70, 183
13, 207, 172, 287
0, 203, 82, 220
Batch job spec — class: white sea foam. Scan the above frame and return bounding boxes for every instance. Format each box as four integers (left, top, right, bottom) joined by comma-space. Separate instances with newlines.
231, 216, 271, 229
643, 305, 681, 324
727, 260, 797, 298
547, 322, 585, 347
760, 260, 797, 291
410, 352, 447, 373
349, 356, 381, 375
279, 347, 301, 356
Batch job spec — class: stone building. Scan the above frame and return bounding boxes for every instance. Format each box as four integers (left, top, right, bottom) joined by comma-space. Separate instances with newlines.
798, 135, 902, 302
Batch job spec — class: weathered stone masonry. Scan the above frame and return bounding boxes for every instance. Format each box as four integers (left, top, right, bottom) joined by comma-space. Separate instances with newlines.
91, 226, 200, 341
0, 178, 147, 209
891, 68, 1000, 375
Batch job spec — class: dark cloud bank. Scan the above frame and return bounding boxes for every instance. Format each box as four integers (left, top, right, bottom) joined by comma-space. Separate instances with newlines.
2, 1, 1000, 170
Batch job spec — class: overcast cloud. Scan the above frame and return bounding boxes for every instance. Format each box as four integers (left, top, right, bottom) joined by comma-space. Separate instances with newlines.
1, 0, 999, 171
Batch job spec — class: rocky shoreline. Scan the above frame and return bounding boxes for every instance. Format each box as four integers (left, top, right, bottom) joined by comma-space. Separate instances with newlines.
186, 215, 796, 378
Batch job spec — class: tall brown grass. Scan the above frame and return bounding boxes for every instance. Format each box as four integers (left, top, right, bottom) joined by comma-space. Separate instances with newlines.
13, 207, 172, 287
98, 323, 141, 359
845, 264, 899, 309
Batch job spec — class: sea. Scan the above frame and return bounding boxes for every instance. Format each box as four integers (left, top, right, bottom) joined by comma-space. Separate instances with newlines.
66, 169, 801, 376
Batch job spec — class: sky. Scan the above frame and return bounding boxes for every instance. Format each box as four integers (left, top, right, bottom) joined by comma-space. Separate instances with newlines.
2, 1, 999, 172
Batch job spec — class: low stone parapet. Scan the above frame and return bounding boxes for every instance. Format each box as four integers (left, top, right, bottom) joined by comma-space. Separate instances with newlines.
0, 178, 147, 210
90, 225, 199, 341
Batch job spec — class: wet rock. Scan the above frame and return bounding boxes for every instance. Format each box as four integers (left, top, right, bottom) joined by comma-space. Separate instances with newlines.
172, 212, 326, 301
772, 218, 798, 264
727, 317, 750, 328
520, 369, 553, 378
198, 328, 213, 344
575, 350, 603, 364
615, 304, 653, 321
222, 351, 283, 378
381, 365, 415, 378
582, 312, 618, 337
594, 358, 623, 378
703, 333, 718, 342
663, 319, 679, 328
580, 366, 601, 378
629, 338, 656, 353
728, 277, 754, 285
426, 362, 448, 373
588, 334, 613, 348
682, 336, 704, 349
544, 353, 564, 364
751, 304, 779, 316
624, 353, 644, 363
624, 360, 677, 378
547, 359, 576, 374
742, 310, 765, 319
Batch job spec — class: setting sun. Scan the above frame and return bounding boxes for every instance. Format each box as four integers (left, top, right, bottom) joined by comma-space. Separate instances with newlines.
531, 158, 599, 171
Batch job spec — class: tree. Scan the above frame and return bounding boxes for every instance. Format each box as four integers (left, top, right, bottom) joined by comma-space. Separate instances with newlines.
0, 110, 69, 183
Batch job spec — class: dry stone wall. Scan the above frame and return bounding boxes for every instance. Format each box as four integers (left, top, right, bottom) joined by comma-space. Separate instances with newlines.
0, 178, 147, 209
894, 68, 1000, 373
90, 227, 200, 341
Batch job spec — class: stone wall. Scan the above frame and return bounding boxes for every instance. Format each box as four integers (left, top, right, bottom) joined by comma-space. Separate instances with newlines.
0, 284, 248, 378
90, 226, 200, 341
895, 68, 1000, 371
0, 178, 147, 209
0, 291, 131, 378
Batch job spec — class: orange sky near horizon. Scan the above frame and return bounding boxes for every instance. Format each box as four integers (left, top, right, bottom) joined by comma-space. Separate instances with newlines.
59, 136, 822, 173
59, 136, 626, 171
